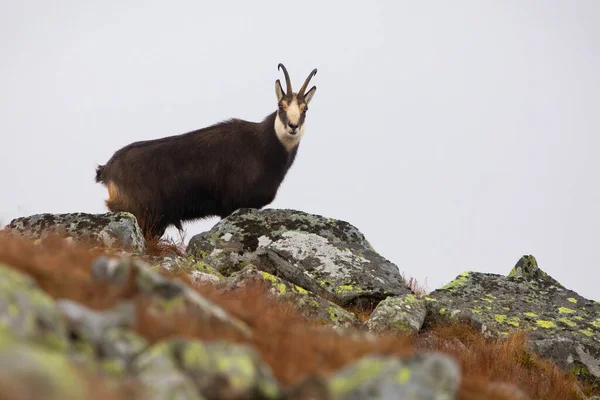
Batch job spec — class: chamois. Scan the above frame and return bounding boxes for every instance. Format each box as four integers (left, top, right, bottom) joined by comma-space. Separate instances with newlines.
95, 63, 318, 239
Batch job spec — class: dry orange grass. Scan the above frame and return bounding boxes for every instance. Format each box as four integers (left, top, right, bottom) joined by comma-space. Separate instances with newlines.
0, 231, 596, 399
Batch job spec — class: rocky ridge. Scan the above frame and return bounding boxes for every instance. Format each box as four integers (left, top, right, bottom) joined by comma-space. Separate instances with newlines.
0, 208, 598, 400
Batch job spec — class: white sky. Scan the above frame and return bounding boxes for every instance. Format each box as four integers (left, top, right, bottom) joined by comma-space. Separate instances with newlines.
1, 1, 599, 300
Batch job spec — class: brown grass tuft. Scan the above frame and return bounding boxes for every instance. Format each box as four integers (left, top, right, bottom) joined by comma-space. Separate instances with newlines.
417, 321, 588, 399
144, 229, 187, 258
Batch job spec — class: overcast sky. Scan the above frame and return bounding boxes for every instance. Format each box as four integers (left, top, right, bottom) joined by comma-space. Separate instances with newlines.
1, 1, 599, 300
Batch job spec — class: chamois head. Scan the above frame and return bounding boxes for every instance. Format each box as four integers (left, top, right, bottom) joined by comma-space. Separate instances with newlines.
274, 63, 317, 150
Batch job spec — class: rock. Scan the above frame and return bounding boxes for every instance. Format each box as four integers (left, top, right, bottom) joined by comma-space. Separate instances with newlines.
91, 255, 252, 339
145, 254, 225, 283
134, 338, 279, 400
187, 208, 411, 307
56, 299, 145, 375
5, 211, 146, 254
325, 352, 461, 399
0, 326, 90, 400
0, 262, 68, 351
425, 255, 600, 384
366, 294, 427, 335
97, 327, 149, 376
220, 265, 362, 328
131, 339, 205, 400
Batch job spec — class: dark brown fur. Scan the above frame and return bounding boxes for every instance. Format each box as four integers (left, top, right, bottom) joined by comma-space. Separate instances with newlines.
95, 64, 317, 239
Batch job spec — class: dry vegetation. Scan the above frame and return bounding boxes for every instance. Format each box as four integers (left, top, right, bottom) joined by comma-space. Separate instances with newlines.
0, 231, 597, 400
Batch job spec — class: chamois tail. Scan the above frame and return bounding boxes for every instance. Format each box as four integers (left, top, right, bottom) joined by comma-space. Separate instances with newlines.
95, 164, 105, 183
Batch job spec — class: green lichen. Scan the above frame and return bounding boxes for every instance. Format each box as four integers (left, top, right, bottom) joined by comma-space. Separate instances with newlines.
439, 308, 446, 315
335, 284, 363, 295
580, 328, 594, 337
293, 285, 308, 294
471, 308, 482, 314
591, 318, 600, 328
567, 297, 577, 304
536, 320, 556, 329
424, 297, 437, 302
523, 312, 538, 318
395, 367, 411, 384
260, 271, 287, 294
558, 307, 576, 314
557, 318, 577, 327
439, 271, 471, 291
328, 358, 387, 396
327, 306, 341, 324
495, 314, 507, 324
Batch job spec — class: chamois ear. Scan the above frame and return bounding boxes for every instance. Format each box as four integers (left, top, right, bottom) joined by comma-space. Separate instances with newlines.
304, 86, 317, 104
275, 79, 285, 102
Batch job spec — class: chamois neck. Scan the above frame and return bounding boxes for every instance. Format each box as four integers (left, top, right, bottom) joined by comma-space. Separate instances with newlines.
270, 112, 304, 152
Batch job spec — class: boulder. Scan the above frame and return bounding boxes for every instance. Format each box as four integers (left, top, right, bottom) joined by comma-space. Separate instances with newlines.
5, 211, 146, 254
0, 262, 68, 351
220, 264, 362, 328
0, 327, 91, 400
91, 255, 252, 339
366, 294, 427, 335
324, 352, 461, 399
133, 338, 280, 400
187, 208, 412, 307
425, 255, 600, 384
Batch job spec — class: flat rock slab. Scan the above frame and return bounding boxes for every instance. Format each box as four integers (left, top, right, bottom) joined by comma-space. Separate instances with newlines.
425, 255, 600, 384
5, 212, 146, 254
187, 208, 412, 307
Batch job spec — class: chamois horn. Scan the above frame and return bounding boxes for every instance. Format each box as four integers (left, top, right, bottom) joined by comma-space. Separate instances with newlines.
298, 68, 318, 97
278, 63, 293, 95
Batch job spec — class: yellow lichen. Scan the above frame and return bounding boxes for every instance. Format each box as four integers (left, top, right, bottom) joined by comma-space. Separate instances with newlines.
536, 320, 556, 329
558, 307, 576, 314
557, 318, 577, 327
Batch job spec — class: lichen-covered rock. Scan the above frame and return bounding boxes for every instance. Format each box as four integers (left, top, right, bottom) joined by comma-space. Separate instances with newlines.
220, 265, 362, 328
131, 339, 205, 400
0, 327, 90, 400
56, 299, 145, 376
0, 262, 68, 351
5, 211, 146, 254
187, 208, 411, 306
134, 338, 279, 400
325, 352, 461, 399
146, 254, 225, 283
425, 255, 600, 384
91, 255, 252, 339
366, 294, 427, 335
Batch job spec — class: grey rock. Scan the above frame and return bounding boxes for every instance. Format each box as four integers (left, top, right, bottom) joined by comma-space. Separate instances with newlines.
219, 265, 362, 328
57, 299, 136, 343
366, 294, 427, 335
142, 254, 225, 283
132, 339, 205, 400
187, 208, 412, 307
0, 328, 90, 400
0, 262, 68, 351
56, 299, 145, 375
425, 255, 600, 384
91, 255, 252, 339
325, 352, 461, 400
5, 211, 146, 254
134, 338, 279, 400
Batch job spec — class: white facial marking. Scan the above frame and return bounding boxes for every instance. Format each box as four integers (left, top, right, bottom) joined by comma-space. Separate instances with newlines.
287, 98, 301, 125
275, 113, 305, 151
